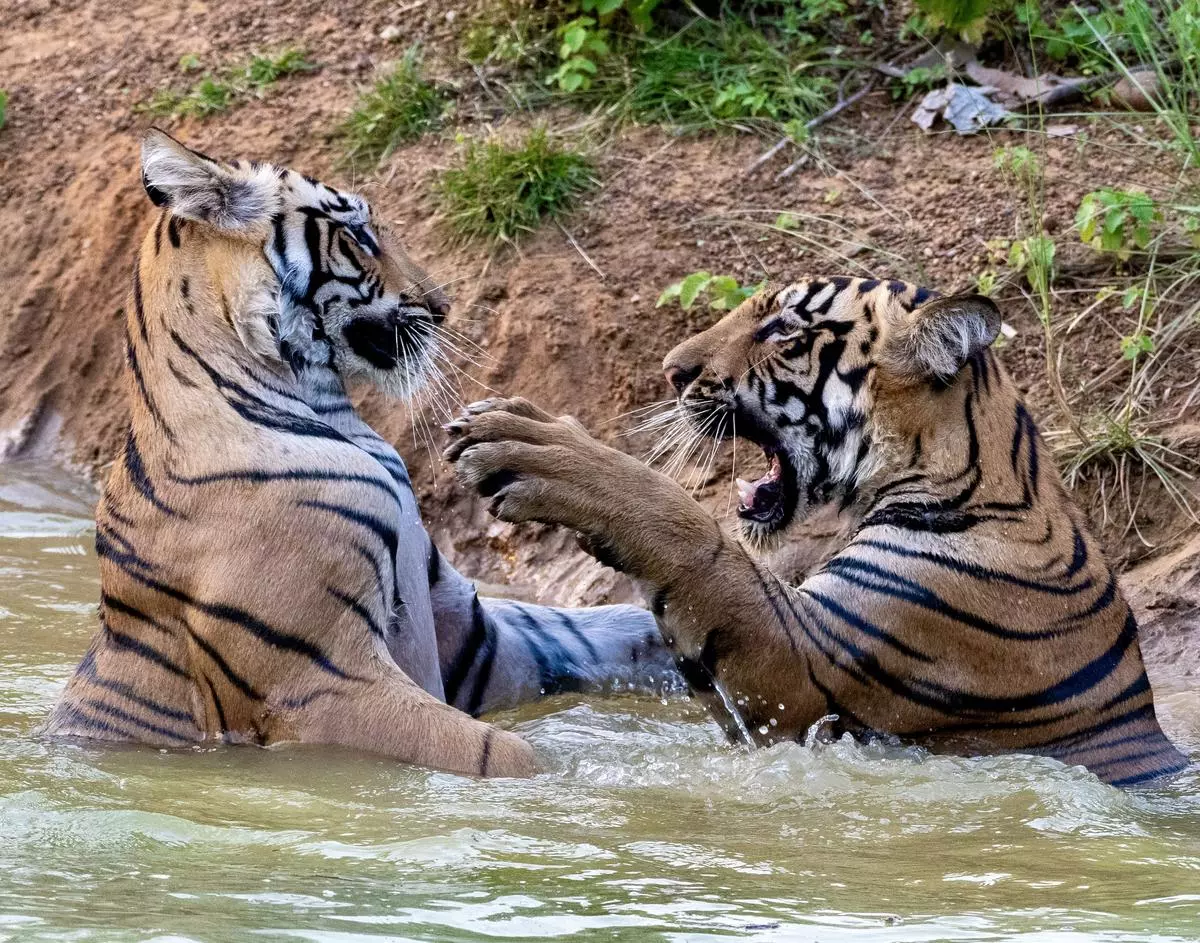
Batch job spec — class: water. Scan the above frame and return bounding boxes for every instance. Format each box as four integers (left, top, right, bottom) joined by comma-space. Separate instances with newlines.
2, 462, 1199, 943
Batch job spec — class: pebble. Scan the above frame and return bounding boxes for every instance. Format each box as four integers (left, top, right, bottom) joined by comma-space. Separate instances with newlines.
380, 24, 401, 41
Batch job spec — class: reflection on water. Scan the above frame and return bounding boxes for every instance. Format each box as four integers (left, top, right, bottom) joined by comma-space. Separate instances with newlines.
0, 461, 1198, 942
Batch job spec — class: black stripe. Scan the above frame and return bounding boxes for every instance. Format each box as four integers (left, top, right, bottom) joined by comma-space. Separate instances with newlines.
443, 596, 490, 707
480, 730, 494, 776
102, 627, 189, 680
103, 553, 361, 683
188, 630, 263, 701
126, 337, 178, 443
84, 669, 195, 723
132, 265, 149, 343
546, 609, 600, 664
80, 696, 190, 743
204, 676, 228, 732
121, 428, 181, 517
167, 467, 399, 501
298, 500, 398, 564
326, 587, 385, 638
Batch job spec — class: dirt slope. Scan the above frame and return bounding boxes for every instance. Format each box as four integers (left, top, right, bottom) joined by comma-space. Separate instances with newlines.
2, 0, 1197, 676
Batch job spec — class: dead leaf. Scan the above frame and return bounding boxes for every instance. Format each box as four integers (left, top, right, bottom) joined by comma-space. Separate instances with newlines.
912, 84, 1011, 135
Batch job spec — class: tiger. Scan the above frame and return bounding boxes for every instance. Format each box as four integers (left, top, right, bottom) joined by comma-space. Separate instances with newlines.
445, 276, 1189, 787
41, 129, 672, 778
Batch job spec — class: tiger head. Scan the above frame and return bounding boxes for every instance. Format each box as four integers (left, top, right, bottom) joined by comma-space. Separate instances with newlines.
662, 277, 1001, 545
139, 129, 448, 397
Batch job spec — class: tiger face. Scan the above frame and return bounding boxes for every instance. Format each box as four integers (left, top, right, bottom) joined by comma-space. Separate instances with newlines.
662, 277, 1000, 545
140, 129, 447, 398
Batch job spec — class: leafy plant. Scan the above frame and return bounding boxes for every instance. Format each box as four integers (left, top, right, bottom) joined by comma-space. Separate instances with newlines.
1007, 235, 1056, 301
548, 16, 610, 91
657, 272, 763, 311
1119, 333, 1154, 361
914, 0, 999, 40
544, 0, 664, 91
341, 48, 447, 166
435, 129, 597, 245
889, 64, 947, 100
992, 144, 1040, 185
1075, 189, 1161, 260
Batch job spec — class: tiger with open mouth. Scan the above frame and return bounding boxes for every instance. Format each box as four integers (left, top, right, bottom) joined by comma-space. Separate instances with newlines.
446, 276, 1188, 787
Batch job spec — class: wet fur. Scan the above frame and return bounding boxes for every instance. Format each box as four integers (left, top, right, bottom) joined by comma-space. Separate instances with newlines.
447, 277, 1187, 787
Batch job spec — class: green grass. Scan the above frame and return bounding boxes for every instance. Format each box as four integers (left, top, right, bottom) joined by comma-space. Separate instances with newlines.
341, 48, 447, 167
0, 90, 7, 130
609, 21, 831, 131
140, 48, 315, 119
434, 129, 597, 245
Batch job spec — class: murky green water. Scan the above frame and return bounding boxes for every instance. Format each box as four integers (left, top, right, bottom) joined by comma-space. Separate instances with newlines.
2, 463, 1199, 942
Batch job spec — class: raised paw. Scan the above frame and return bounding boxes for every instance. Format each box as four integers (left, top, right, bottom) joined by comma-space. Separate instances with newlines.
453, 440, 567, 525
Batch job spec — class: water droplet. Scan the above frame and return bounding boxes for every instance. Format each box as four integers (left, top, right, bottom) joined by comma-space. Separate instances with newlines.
778, 704, 786, 711
769, 717, 778, 727
758, 725, 769, 735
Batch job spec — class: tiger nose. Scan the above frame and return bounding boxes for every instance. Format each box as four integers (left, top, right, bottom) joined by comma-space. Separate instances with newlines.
664, 363, 702, 396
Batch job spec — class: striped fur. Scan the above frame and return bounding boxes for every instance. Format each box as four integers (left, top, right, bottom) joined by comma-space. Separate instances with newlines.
446, 277, 1188, 787
41, 131, 672, 777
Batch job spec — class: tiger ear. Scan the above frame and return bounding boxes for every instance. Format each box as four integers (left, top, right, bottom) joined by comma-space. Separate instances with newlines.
140, 129, 277, 233
886, 293, 1001, 379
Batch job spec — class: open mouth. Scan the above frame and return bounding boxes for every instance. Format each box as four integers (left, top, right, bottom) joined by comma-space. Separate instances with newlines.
735, 442, 795, 532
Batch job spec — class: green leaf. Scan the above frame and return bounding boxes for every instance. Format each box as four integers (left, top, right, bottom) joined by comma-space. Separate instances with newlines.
1120, 334, 1154, 360
678, 271, 712, 310
656, 281, 683, 307
593, 0, 624, 14
562, 26, 588, 53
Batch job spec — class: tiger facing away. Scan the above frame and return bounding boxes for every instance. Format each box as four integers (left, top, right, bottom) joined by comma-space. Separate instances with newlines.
42, 130, 671, 777
446, 277, 1189, 786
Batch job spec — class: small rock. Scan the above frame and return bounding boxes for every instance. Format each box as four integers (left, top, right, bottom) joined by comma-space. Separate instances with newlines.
922, 247, 934, 258
1111, 69, 1161, 112
445, 10, 456, 22
380, 24, 401, 42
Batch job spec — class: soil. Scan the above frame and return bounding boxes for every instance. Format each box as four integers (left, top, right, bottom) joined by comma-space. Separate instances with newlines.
2, 0, 1197, 676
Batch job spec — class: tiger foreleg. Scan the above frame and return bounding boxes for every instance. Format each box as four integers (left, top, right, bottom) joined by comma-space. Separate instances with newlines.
267, 662, 537, 778
444, 399, 823, 730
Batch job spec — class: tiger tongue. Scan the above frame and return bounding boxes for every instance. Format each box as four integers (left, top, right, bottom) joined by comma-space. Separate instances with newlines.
736, 453, 783, 512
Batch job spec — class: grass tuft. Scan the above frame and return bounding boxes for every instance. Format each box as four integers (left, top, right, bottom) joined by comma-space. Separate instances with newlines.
140, 48, 315, 119
341, 48, 448, 167
434, 129, 597, 246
